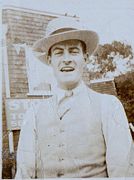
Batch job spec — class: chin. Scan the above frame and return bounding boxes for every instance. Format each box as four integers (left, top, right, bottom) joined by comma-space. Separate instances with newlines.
59, 79, 80, 90
56, 73, 81, 89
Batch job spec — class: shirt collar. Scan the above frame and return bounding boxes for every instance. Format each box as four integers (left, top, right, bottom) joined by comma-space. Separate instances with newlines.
52, 81, 87, 103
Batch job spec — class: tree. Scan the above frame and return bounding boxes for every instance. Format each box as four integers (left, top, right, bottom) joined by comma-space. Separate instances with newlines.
87, 41, 134, 79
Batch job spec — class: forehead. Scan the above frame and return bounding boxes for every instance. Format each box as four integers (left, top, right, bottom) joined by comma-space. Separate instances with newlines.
51, 39, 83, 50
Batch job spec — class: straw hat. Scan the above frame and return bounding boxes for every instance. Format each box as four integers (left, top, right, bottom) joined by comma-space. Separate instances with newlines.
32, 16, 99, 65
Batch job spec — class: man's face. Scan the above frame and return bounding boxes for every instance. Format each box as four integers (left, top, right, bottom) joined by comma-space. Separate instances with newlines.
50, 40, 87, 90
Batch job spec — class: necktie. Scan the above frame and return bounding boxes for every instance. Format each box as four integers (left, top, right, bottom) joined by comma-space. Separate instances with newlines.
58, 90, 73, 120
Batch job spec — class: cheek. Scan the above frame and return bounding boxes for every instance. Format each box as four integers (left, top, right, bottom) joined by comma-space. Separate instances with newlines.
51, 63, 58, 76
51, 59, 59, 70
77, 58, 86, 69
51, 61, 62, 79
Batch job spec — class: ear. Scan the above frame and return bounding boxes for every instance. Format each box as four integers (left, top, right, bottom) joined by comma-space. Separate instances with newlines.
47, 55, 51, 65
84, 53, 89, 64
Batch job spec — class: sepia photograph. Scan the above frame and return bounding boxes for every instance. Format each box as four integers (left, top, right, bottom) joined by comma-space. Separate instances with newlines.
1, 0, 134, 179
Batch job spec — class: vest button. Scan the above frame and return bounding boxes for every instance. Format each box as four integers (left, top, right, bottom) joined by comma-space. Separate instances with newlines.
59, 143, 64, 147
59, 158, 64, 161
57, 172, 64, 177
60, 129, 64, 133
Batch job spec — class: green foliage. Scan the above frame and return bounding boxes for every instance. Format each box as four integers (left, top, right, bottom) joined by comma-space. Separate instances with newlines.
94, 41, 133, 60
115, 72, 134, 123
111, 41, 133, 58
91, 41, 133, 76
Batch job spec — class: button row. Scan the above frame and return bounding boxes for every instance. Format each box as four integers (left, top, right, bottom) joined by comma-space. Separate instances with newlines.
47, 143, 65, 147
59, 143, 64, 147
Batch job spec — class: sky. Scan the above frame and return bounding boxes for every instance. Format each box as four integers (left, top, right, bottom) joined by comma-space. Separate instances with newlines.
2, 0, 134, 47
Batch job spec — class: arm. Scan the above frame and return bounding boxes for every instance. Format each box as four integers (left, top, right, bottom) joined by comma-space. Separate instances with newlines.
101, 95, 133, 177
15, 106, 36, 179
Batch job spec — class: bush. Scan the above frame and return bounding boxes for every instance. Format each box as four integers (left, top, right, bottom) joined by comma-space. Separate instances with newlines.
115, 72, 134, 123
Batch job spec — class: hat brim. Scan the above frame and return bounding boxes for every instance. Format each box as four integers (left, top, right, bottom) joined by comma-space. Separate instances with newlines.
32, 30, 99, 65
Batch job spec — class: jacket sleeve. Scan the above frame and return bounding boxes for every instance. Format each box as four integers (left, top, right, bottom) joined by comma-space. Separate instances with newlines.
101, 95, 134, 177
15, 106, 36, 179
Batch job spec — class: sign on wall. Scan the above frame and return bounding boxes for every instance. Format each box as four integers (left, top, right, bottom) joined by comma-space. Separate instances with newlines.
5, 98, 42, 130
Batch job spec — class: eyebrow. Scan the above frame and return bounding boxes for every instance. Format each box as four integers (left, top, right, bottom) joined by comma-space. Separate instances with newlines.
52, 47, 63, 51
51, 46, 80, 53
69, 47, 80, 50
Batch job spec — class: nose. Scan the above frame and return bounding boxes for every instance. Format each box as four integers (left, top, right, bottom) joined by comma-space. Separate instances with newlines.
63, 52, 72, 64
64, 60, 72, 65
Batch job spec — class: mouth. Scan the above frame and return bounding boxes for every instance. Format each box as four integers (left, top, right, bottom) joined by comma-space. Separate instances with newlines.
60, 66, 75, 72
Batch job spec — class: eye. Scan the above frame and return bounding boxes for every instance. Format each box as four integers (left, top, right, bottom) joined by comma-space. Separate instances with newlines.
69, 48, 80, 55
53, 49, 63, 56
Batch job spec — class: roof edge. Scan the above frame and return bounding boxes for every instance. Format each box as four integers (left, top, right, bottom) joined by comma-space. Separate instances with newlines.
2, 5, 79, 18
90, 78, 114, 83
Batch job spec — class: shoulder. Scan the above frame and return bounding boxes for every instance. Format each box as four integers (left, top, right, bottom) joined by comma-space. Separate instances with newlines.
87, 87, 130, 128
86, 86, 125, 117
86, 85, 119, 104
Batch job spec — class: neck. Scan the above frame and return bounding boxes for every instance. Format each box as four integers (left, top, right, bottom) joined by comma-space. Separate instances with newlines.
58, 81, 82, 91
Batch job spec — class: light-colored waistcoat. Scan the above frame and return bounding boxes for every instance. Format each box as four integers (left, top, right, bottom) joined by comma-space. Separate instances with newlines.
36, 87, 107, 178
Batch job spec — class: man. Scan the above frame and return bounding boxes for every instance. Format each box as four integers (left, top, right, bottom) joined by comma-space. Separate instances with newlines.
15, 16, 133, 178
